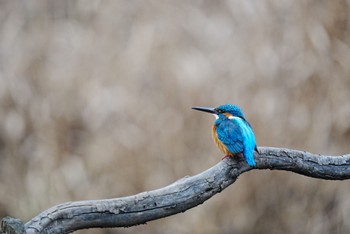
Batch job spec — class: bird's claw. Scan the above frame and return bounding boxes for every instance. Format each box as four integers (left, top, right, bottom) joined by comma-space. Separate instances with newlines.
221, 155, 231, 160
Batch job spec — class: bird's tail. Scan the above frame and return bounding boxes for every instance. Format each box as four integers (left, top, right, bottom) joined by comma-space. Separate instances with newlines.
244, 150, 256, 167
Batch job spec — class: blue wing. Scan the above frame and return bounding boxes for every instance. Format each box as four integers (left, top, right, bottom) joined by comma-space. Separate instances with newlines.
216, 120, 244, 153
216, 118, 257, 166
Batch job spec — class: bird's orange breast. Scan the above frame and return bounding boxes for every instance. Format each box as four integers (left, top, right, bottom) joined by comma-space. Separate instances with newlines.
212, 125, 232, 156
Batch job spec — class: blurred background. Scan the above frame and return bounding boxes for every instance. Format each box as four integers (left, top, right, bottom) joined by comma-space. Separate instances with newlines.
0, 1, 350, 233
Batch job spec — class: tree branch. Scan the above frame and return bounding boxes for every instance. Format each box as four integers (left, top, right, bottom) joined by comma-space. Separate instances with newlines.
2, 147, 350, 234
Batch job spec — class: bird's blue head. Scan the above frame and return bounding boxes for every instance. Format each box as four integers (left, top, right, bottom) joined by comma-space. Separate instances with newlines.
215, 104, 245, 119
192, 104, 245, 120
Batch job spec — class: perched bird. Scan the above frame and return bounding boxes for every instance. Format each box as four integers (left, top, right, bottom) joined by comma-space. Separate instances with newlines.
192, 104, 258, 166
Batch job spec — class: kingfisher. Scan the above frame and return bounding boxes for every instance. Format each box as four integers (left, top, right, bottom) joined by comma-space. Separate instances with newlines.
192, 104, 258, 166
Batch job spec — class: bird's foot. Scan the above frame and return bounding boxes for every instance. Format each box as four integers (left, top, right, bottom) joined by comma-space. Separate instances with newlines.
221, 155, 231, 160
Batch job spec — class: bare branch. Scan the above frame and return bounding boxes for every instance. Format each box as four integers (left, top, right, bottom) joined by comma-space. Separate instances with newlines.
1, 147, 350, 234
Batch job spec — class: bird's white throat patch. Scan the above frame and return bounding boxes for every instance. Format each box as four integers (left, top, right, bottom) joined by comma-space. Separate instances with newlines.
213, 114, 239, 120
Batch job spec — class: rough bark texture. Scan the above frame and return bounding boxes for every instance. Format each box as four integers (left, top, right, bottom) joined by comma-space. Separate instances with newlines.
1, 147, 350, 234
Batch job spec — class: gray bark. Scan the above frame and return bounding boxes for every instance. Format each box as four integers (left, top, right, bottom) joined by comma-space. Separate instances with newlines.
1, 147, 350, 234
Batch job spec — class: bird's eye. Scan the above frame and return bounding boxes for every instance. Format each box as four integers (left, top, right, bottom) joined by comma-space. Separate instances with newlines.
216, 109, 224, 114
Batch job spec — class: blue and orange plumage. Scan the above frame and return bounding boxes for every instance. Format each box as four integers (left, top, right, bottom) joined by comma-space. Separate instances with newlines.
192, 104, 258, 166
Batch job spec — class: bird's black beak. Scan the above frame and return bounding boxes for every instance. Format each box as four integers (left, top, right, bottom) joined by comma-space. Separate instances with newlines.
192, 106, 217, 114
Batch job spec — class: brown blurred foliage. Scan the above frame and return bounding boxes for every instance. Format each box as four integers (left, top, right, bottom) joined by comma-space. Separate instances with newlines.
0, 1, 350, 233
